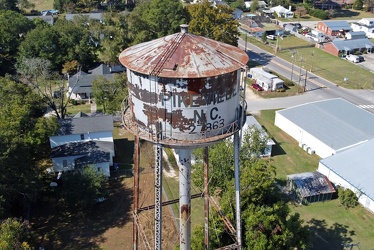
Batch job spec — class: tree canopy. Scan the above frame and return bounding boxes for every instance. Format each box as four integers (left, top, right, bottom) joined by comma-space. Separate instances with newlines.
0, 76, 58, 219
187, 0, 240, 46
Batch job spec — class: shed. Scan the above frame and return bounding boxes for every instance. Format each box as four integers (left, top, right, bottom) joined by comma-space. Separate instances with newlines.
274, 98, 374, 158
249, 67, 284, 91
287, 171, 336, 204
318, 139, 374, 213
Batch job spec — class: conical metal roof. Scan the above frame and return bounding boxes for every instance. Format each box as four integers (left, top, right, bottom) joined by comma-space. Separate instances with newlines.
119, 27, 248, 78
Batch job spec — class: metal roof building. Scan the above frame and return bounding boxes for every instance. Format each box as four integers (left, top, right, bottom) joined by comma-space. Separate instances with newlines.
318, 138, 374, 213
287, 171, 335, 204
274, 98, 374, 158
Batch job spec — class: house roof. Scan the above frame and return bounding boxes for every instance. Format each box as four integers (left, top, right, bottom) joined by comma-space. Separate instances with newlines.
65, 13, 103, 21
244, 116, 276, 146
346, 31, 367, 39
332, 38, 374, 51
320, 138, 374, 200
68, 64, 115, 88
275, 98, 374, 152
270, 5, 293, 14
287, 171, 335, 198
51, 141, 112, 165
321, 20, 351, 31
57, 114, 113, 135
26, 15, 54, 25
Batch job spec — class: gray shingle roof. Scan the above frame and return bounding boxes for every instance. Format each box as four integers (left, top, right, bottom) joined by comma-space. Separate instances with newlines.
320, 139, 374, 200
276, 98, 374, 151
57, 114, 113, 135
51, 141, 112, 165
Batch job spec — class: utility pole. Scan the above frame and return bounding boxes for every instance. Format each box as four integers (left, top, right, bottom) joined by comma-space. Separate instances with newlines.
310, 50, 314, 72
297, 56, 304, 94
304, 67, 308, 92
290, 50, 297, 82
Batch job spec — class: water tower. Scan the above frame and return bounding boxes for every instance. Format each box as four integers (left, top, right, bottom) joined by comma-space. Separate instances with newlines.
120, 24, 248, 249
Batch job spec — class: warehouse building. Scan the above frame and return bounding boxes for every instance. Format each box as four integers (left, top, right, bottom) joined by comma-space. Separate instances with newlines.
318, 139, 374, 213
274, 98, 374, 158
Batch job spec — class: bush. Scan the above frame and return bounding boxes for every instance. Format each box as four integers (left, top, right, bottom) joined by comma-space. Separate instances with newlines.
308, 9, 329, 20
338, 187, 358, 208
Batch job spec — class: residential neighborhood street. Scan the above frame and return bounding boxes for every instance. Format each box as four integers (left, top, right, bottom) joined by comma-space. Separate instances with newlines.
237, 34, 374, 114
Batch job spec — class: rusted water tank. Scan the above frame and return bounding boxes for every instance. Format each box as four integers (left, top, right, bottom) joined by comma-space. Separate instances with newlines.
119, 25, 248, 147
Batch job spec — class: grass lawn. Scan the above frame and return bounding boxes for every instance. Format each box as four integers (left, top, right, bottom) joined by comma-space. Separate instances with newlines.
254, 109, 374, 249
29, 0, 54, 11
243, 34, 374, 89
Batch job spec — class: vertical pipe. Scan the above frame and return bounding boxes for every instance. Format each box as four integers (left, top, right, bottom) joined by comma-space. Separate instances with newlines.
234, 132, 242, 249
203, 147, 209, 250
178, 148, 192, 250
133, 135, 140, 250
155, 144, 163, 250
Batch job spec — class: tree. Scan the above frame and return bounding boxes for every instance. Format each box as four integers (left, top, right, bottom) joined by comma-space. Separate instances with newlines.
188, 1, 240, 46
261, 32, 267, 43
338, 187, 358, 208
0, 218, 32, 250
240, 125, 269, 162
363, 0, 374, 12
17, 57, 74, 119
58, 166, 107, 210
353, 0, 364, 9
0, 10, 34, 75
0, 0, 17, 10
0, 76, 58, 219
295, 6, 307, 23
250, 0, 259, 12
127, 0, 188, 44
92, 73, 128, 114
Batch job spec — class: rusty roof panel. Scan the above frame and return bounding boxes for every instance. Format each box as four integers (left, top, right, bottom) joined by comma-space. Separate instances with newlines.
119, 32, 248, 78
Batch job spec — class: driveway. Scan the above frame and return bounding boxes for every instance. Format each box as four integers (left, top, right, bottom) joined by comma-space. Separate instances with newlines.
359, 53, 374, 73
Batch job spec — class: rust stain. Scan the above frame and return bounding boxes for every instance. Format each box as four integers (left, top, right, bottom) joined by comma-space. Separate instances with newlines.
180, 204, 190, 221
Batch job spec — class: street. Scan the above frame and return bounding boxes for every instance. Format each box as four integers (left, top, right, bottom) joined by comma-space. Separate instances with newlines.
237, 34, 374, 114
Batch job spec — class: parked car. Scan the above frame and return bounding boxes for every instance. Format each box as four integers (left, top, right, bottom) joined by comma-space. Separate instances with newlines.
266, 35, 276, 40
251, 83, 263, 91
346, 54, 360, 63
358, 55, 365, 62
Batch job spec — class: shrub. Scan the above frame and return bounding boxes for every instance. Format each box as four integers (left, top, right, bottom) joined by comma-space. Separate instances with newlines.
308, 9, 329, 20
338, 187, 358, 208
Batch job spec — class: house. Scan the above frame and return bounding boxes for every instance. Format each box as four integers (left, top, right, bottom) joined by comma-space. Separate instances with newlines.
322, 38, 374, 56
49, 113, 114, 177
270, 5, 294, 18
67, 64, 115, 101
233, 8, 243, 19
351, 18, 374, 39
249, 67, 284, 91
244, 1, 267, 10
316, 20, 351, 36
65, 13, 104, 22
287, 171, 336, 204
274, 98, 374, 158
242, 116, 276, 158
318, 139, 374, 213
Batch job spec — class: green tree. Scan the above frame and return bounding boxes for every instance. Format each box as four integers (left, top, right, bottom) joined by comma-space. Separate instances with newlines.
261, 32, 267, 43
188, 0, 239, 46
353, 0, 364, 9
240, 125, 269, 162
0, 0, 17, 10
339, 187, 358, 208
0, 76, 58, 219
0, 10, 34, 75
92, 73, 128, 114
250, 0, 259, 12
58, 167, 107, 210
128, 0, 188, 44
0, 218, 32, 250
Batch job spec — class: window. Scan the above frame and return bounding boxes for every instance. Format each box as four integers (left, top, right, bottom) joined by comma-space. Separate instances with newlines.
80, 134, 84, 140
63, 160, 67, 168
97, 167, 101, 172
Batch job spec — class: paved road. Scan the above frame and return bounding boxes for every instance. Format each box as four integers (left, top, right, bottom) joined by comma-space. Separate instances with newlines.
238, 36, 374, 114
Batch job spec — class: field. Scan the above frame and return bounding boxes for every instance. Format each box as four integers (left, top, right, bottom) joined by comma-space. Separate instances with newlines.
254, 110, 374, 250
244, 34, 374, 89
29, 0, 53, 11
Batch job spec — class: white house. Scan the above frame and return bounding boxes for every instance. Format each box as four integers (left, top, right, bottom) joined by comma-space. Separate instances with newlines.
270, 5, 294, 18
318, 139, 374, 213
244, 1, 267, 9
49, 113, 114, 177
350, 18, 374, 39
249, 67, 284, 91
274, 98, 374, 158
242, 116, 276, 157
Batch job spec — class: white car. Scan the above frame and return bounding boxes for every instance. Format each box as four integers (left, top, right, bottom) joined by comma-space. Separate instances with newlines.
266, 35, 276, 40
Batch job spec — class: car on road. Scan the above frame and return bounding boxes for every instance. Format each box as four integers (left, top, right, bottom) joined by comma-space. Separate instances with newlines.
251, 83, 263, 91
